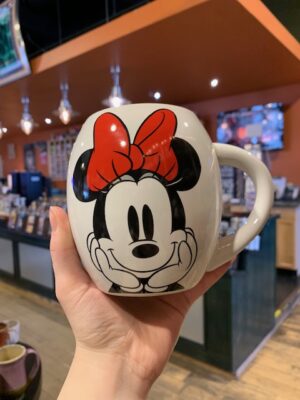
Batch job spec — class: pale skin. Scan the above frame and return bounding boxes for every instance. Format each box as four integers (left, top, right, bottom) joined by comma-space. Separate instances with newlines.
50, 206, 232, 399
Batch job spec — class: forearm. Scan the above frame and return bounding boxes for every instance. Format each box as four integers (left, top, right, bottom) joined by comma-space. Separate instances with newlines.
58, 347, 151, 400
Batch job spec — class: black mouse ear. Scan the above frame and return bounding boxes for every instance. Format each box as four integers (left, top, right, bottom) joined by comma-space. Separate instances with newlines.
72, 150, 98, 202
168, 137, 201, 191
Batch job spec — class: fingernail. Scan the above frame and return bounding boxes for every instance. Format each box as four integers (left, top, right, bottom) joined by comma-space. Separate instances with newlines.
49, 207, 58, 232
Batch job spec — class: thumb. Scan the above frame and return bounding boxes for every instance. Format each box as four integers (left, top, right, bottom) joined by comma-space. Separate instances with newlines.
50, 207, 91, 294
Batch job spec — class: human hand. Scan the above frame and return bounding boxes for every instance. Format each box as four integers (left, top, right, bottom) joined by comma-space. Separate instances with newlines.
50, 207, 232, 399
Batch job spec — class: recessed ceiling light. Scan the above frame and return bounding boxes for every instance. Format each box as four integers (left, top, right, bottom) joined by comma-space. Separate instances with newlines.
2, 127, 7, 133
210, 78, 219, 88
45, 117, 52, 125
153, 91, 162, 100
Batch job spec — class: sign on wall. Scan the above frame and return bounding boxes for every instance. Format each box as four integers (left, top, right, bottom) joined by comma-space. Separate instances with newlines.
7, 143, 15, 160
24, 143, 36, 172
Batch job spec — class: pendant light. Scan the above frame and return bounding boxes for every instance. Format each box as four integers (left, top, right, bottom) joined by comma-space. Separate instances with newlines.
53, 83, 78, 125
19, 96, 36, 135
0, 123, 7, 139
102, 65, 131, 108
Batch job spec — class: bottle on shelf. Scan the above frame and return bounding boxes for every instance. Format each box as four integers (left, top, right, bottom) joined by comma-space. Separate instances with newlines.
7, 202, 18, 229
43, 205, 50, 237
3, 192, 66, 237
15, 197, 27, 231
36, 201, 48, 236
25, 201, 38, 234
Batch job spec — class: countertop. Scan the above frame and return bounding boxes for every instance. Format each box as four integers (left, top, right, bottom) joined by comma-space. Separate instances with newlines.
0, 224, 49, 248
273, 200, 300, 208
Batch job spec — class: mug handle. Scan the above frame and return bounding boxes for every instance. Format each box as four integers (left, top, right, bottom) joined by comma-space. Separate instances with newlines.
207, 143, 274, 271
25, 348, 41, 382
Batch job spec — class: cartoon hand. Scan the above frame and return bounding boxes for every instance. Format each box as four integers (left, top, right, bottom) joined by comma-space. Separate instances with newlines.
88, 234, 143, 293
185, 227, 197, 267
145, 228, 197, 292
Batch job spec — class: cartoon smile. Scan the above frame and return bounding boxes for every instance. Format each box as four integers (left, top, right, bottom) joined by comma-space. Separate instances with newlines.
107, 242, 177, 274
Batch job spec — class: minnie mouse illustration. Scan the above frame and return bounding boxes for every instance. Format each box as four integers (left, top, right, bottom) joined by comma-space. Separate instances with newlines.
72, 109, 201, 294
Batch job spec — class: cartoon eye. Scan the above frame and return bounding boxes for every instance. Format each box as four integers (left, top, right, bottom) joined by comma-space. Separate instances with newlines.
142, 205, 154, 241
128, 205, 139, 242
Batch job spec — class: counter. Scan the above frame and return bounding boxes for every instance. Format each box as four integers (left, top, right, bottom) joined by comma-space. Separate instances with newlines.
231, 200, 300, 209
0, 225, 54, 298
230, 202, 300, 274
178, 217, 277, 374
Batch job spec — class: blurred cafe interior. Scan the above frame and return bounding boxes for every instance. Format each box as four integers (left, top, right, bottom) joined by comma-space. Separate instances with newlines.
0, 0, 300, 399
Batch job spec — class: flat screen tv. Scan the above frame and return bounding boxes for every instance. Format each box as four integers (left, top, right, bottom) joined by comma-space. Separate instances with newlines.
0, 0, 31, 87
217, 102, 284, 151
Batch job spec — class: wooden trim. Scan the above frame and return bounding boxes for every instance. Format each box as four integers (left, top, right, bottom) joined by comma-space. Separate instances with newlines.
30, 0, 300, 75
237, 0, 300, 61
30, 0, 208, 74
278, 264, 297, 270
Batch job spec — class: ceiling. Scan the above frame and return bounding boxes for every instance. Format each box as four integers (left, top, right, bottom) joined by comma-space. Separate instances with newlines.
16, 0, 151, 58
0, 0, 298, 58
0, 0, 299, 137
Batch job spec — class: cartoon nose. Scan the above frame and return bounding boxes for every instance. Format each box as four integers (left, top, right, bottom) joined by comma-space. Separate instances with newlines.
132, 244, 159, 259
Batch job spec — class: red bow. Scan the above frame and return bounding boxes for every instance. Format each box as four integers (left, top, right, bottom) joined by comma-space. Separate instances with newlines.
87, 109, 178, 191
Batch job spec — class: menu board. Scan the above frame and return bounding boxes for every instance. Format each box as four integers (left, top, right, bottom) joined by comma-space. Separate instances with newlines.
47, 131, 78, 181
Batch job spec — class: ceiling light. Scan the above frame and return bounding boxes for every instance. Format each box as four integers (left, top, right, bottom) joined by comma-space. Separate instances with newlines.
153, 91, 162, 100
102, 65, 131, 108
19, 96, 37, 135
210, 78, 219, 88
45, 117, 52, 125
0, 123, 7, 139
53, 83, 78, 125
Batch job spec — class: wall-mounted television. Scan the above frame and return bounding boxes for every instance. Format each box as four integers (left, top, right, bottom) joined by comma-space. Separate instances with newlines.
217, 102, 284, 151
0, 0, 31, 87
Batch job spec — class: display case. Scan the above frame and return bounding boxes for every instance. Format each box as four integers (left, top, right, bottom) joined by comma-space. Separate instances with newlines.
0, 225, 54, 298
178, 217, 277, 373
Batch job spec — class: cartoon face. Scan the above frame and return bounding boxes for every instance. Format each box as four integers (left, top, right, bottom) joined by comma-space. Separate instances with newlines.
98, 176, 186, 276
73, 108, 201, 294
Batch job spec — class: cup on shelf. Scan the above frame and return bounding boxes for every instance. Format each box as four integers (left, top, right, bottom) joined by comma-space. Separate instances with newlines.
5, 320, 20, 345
0, 321, 20, 346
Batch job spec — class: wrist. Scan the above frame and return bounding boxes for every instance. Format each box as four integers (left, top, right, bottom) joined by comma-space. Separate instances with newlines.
59, 344, 152, 400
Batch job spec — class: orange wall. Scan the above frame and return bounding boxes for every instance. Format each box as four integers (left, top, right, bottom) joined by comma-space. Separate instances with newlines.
271, 98, 300, 183
1, 130, 51, 177
0, 125, 81, 188
185, 84, 300, 185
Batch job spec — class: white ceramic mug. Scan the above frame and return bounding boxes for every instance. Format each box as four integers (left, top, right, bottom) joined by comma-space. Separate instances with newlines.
3, 320, 20, 345
67, 104, 273, 296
